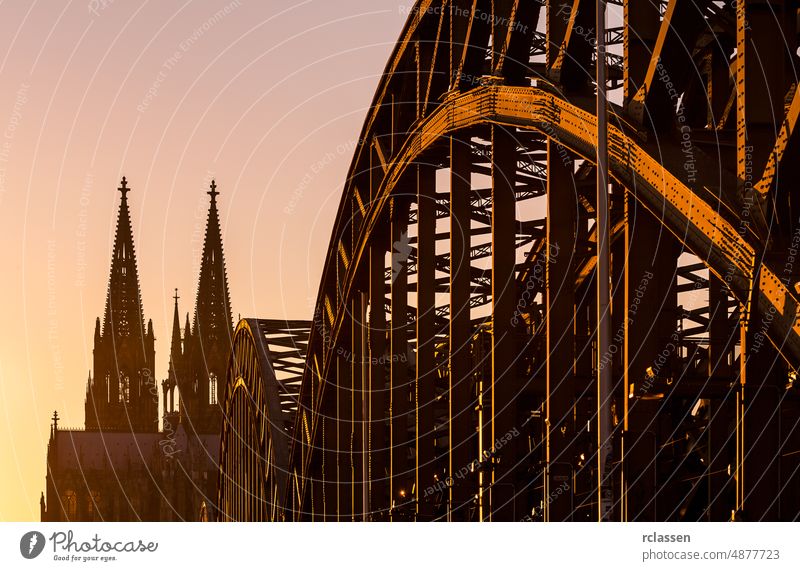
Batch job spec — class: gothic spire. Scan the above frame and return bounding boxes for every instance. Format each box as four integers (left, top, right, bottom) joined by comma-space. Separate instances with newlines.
169, 289, 182, 373
193, 180, 233, 344
171, 289, 182, 349
101, 177, 145, 340
86, 177, 157, 433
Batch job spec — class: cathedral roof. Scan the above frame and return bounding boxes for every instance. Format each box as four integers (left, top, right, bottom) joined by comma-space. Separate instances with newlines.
50, 430, 162, 472
50, 430, 220, 472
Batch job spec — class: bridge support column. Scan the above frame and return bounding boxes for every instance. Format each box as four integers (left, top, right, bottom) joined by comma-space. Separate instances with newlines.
740, 308, 784, 520
737, 0, 788, 228
390, 196, 411, 520
416, 164, 437, 520
781, 398, 800, 520
705, 392, 735, 521
449, 134, 474, 521
351, 295, 365, 520
490, 125, 517, 521
735, 0, 792, 523
321, 380, 339, 521
336, 352, 352, 521
545, 139, 576, 521
369, 233, 388, 519
705, 276, 735, 521
622, 200, 675, 521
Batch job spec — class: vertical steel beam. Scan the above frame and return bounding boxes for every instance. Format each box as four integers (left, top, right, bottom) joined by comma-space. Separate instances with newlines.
708, 277, 733, 380
706, 276, 735, 521
595, 0, 613, 522
369, 237, 388, 520
312, 417, 325, 521
416, 164, 437, 520
610, 188, 627, 521
545, 139, 576, 521
737, 0, 787, 187
478, 335, 489, 522
546, 3, 581, 521
622, 201, 665, 521
321, 368, 338, 521
572, 217, 595, 522
390, 196, 410, 520
449, 134, 474, 521
490, 125, 517, 521
735, 318, 746, 517
360, 292, 370, 519
741, 310, 783, 520
351, 295, 364, 520
336, 353, 352, 521
414, 28, 435, 519
780, 399, 800, 520
736, 0, 787, 522
706, 393, 734, 521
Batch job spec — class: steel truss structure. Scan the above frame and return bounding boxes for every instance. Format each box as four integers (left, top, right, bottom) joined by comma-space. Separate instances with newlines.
219, 0, 800, 521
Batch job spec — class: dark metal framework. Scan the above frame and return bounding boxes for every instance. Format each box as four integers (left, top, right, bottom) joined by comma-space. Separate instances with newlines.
218, 319, 310, 521
221, 0, 800, 521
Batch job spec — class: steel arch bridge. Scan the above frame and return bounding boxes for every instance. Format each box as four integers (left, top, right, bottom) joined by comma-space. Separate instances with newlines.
218, 319, 310, 521
219, 0, 800, 522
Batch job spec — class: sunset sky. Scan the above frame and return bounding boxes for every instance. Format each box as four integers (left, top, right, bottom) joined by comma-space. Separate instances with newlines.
0, 0, 414, 521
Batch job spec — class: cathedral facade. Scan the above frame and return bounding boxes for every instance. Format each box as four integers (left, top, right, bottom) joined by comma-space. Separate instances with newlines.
41, 177, 233, 522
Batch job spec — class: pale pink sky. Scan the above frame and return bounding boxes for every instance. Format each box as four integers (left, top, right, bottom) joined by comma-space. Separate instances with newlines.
0, 0, 414, 521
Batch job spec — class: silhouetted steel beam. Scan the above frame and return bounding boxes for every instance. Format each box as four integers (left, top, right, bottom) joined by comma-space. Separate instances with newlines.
449, 134, 474, 520
416, 164, 437, 520
490, 124, 517, 521
546, 139, 576, 521
596, 0, 613, 522
390, 196, 411, 520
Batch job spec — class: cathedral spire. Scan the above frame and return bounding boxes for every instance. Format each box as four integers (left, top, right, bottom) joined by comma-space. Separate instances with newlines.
163, 289, 182, 427
168, 289, 182, 381
102, 177, 145, 340
171, 289, 182, 357
176, 180, 233, 433
86, 177, 157, 433
194, 180, 232, 342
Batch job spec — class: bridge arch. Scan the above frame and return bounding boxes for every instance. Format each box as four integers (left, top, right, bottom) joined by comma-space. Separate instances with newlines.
218, 319, 310, 521
222, 0, 800, 522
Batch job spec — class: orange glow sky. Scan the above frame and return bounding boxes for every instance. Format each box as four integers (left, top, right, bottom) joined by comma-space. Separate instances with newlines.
0, 0, 413, 521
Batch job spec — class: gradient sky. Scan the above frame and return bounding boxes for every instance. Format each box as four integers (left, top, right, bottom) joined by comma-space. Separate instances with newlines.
0, 0, 415, 521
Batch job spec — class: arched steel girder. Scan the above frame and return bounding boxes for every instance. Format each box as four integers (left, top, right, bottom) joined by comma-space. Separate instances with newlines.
325, 83, 800, 365
266, 0, 800, 522
218, 319, 310, 521
290, 84, 800, 501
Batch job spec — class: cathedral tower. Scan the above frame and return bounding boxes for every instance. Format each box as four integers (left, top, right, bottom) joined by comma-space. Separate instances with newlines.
85, 178, 157, 432
176, 180, 233, 434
